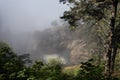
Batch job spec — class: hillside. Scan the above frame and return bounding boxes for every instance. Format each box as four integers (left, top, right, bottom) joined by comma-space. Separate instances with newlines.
29, 25, 92, 65
0, 24, 102, 65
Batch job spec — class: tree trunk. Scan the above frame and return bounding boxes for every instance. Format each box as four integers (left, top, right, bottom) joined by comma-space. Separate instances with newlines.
105, 0, 118, 78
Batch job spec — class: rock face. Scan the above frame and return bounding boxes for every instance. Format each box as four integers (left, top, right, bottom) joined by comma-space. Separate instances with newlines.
30, 26, 91, 65
68, 40, 90, 64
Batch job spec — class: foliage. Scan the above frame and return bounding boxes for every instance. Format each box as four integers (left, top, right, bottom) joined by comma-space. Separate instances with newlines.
76, 59, 105, 80
1, 42, 120, 80
60, 0, 115, 65
0, 42, 25, 80
60, 0, 120, 78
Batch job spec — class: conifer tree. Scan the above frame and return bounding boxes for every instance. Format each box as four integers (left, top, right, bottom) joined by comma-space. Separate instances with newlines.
60, 0, 120, 78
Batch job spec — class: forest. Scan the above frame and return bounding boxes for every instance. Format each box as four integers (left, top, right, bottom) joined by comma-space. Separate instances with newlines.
0, 41, 118, 80
0, 0, 120, 80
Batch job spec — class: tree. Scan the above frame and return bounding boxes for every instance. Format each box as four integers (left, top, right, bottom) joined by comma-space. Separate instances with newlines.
0, 42, 23, 79
60, 0, 120, 78
77, 59, 105, 80
0, 42, 31, 80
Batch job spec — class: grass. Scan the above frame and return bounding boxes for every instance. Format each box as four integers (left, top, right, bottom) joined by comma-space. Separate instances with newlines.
63, 65, 80, 76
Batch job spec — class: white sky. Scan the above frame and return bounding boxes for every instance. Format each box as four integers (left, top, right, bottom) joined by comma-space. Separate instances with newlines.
0, 0, 69, 33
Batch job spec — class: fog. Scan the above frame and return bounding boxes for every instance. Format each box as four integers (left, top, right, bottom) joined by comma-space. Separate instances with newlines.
0, 0, 107, 66
0, 0, 97, 65
0, 0, 71, 63
0, 0, 68, 33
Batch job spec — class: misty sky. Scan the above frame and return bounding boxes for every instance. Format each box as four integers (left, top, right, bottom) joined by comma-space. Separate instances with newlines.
0, 0, 68, 33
